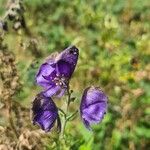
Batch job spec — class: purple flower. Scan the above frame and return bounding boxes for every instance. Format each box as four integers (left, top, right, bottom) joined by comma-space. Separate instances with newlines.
36, 45, 79, 97
80, 86, 108, 130
31, 92, 61, 132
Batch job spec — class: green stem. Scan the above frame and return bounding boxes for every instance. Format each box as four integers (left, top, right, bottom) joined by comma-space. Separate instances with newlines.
60, 84, 71, 138
67, 110, 78, 121
66, 85, 71, 112
58, 108, 66, 116
60, 117, 67, 139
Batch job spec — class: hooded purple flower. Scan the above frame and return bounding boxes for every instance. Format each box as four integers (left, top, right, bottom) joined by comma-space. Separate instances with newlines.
31, 92, 61, 132
80, 86, 108, 130
36, 45, 79, 97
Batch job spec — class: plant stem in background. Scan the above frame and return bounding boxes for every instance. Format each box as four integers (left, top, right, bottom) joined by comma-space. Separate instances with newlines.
8, 98, 19, 138
0, 38, 21, 139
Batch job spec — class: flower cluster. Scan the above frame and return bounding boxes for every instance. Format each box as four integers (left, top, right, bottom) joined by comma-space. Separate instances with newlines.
31, 45, 108, 132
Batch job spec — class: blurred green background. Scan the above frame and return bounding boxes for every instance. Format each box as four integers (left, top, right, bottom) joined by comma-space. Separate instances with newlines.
0, 0, 149, 149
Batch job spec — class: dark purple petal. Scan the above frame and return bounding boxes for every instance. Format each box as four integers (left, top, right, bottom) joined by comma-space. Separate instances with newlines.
36, 63, 56, 87
80, 86, 108, 130
43, 85, 65, 97
55, 45, 79, 79
56, 60, 72, 78
58, 45, 79, 66
31, 92, 59, 132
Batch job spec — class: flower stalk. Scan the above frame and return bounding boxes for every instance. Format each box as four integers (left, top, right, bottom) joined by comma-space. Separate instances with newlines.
60, 84, 71, 138
60, 83, 78, 139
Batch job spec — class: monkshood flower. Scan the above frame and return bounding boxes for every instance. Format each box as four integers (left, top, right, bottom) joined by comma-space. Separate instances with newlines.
36, 45, 79, 97
80, 86, 108, 130
31, 92, 61, 132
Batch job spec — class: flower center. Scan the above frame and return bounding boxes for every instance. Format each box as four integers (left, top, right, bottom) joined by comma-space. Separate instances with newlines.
53, 74, 68, 88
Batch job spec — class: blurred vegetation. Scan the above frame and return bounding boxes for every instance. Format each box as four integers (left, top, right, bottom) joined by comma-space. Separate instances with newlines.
0, 0, 150, 149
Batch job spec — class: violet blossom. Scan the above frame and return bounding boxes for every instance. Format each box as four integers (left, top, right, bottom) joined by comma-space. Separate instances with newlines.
80, 86, 108, 130
31, 92, 61, 132
36, 45, 79, 98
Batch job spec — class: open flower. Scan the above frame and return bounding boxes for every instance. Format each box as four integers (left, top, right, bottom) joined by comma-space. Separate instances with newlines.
31, 92, 61, 132
80, 86, 108, 130
36, 45, 79, 97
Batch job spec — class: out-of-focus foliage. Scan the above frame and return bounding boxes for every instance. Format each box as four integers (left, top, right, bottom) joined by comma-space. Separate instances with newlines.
0, 0, 149, 149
